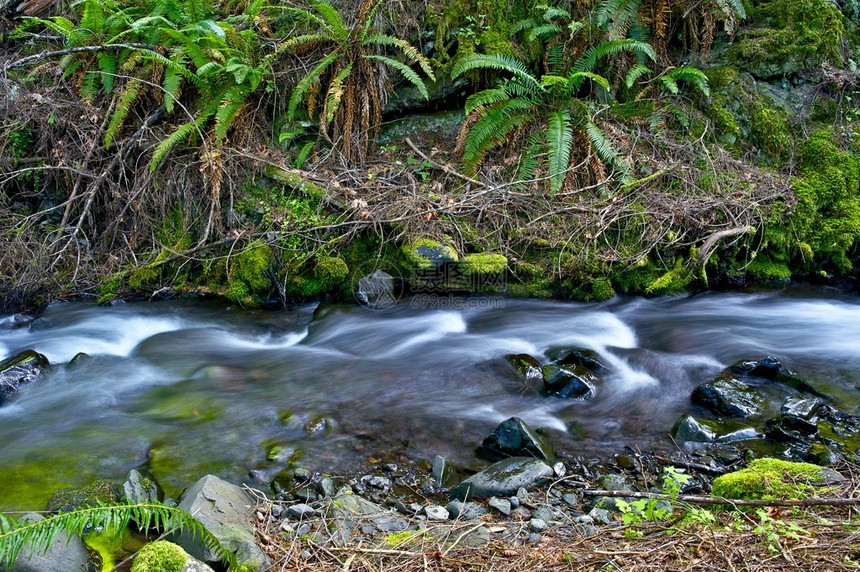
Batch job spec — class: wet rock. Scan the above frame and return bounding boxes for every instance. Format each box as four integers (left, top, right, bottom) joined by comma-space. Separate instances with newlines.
173, 475, 271, 569
449, 457, 554, 501
478, 417, 553, 461
691, 375, 765, 418
672, 415, 759, 443
47, 480, 121, 512
730, 357, 827, 398
432, 455, 459, 488
324, 493, 408, 544
505, 354, 543, 385
488, 497, 511, 515
0, 350, 49, 404
548, 347, 608, 372
4, 513, 93, 572
588, 507, 613, 525
318, 478, 336, 498
446, 500, 487, 520
0, 314, 33, 329
121, 469, 161, 505
67, 352, 91, 367
782, 397, 823, 421
542, 365, 596, 400
553, 462, 566, 478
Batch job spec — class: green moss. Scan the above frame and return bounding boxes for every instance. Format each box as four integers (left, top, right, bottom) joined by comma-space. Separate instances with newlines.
314, 256, 349, 285
459, 253, 507, 274
128, 265, 159, 289
711, 458, 827, 500
747, 257, 792, 281
86, 526, 144, 572
750, 107, 790, 158
643, 258, 694, 296
729, 0, 844, 79
130, 541, 187, 572
589, 277, 616, 301
226, 241, 272, 304
47, 480, 121, 512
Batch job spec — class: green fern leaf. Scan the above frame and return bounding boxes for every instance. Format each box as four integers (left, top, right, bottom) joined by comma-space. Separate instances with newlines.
364, 54, 429, 100
105, 79, 142, 147
464, 88, 509, 115
323, 62, 353, 125
546, 109, 573, 193
149, 109, 213, 171
363, 34, 435, 81
451, 54, 541, 93
310, 1, 348, 44
287, 51, 339, 121
625, 64, 651, 89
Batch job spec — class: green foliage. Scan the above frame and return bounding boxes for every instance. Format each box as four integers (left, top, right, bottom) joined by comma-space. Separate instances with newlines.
459, 253, 508, 274
728, 0, 844, 79
283, 0, 434, 165
751, 508, 810, 553
711, 458, 826, 501
616, 467, 692, 532
226, 241, 272, 303
0, 502, 237, 570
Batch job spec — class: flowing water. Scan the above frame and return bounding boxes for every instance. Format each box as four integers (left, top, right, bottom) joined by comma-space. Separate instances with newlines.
1, 286, 859, 510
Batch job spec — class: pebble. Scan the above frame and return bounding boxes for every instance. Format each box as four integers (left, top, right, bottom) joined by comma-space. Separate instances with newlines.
529, 518, 548, 533
588, 507, 613, 525
447, 501, 487, 520
296, 523, 312, 536
301, 550, 312, 560
528, 533, 542, 544
280, 521, 294, 533
271, 504, 283, 518
516, 487, 528, 503
553, 462, 566, 478
574, 514, 594, 524
509, 496, 520, 509
287, 503, 316, 519
488, 497, 511, 516
424, 505, 449, 521
368, 476, 391, 489
532, 507, 554, 523
317, 478, 336, 498
562, 493, 579, 507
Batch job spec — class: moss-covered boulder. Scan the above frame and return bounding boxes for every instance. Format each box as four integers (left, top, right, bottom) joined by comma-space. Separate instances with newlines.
46, 480, 121, 513
711, 458, 839, 500
728, 0, 844, 79
402, 238, 458, 270
691, 375, 766, 418
458, 253, 507, 275
131, 541, 214, 572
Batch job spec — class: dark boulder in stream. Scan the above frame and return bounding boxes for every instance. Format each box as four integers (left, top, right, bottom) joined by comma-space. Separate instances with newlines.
692, 375, 766, 418
478, 416, 553, 461
672, 414, 759, 443
542, 364, 597, 400
546, 347, 608, 373
0, 349, 48, 404
505, 354, 543, 385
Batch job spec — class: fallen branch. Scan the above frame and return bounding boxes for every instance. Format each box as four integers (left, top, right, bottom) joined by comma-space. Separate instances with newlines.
5, 43, 159, 70
697, 225, 755, 265
653, 455, 730, 476
582, 488, 860, 507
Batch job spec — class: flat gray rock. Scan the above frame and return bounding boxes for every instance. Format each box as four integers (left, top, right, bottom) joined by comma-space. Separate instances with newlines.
173, 475, 271, 569
449, 457, 553, 500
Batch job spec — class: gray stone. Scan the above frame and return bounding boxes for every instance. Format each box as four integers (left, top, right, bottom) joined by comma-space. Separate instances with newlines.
575, 515, 594, 524
449, 457, 554, 501
692, 375, 766, 418
528, 533, 542, 544
479, 417, 553, 461
782, 397, 823, 420
3, 513, 93, 572
173, 475, 271, 569
121, 469, 160, 505
271, 504, 283, 518
318, 478, 336, 498
531, 506, 555, 524
509, 496, 520, 509
516, 488, 528, 503
672, 415, 759, 444
446, 501, 487, 520
367, 476, 391, 490
287, 503, 316, 519
562, 493, 579, 507
730, 357, 828, 398
553, 462, 566, 478
424, 505, 449, 521
529, 518, 548, 533
588, 507, 613, 525
296, 522, 312, 536
505, 354, 544, 385
488, 497, 511, 515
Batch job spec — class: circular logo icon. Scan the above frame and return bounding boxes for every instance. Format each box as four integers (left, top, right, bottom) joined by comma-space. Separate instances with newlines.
351, 259, 405, 310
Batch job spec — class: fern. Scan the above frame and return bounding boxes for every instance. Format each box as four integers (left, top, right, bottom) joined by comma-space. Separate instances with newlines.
105, 79, 143, 147
0, 502, 237, 570
364, 54, 430, 99
575, 39, 656, 74
287, 51, 339, 121
625, 64, 651, 89
363, 34, 435, 80
451, 54, 541, 92
546, 109, 573, 193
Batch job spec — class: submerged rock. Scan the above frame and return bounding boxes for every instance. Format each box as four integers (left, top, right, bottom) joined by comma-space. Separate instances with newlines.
356, 269, 396, 309
0, 349, 49, 404
672, 415, 759, 444
478, 417, 553, 461
542, 365, 597, 400
173, 475, 271, 569
729, 356, 827, 397
449, 457, 554, 501
691, 375, 766, 418
547, 347, 608, 372
505, 354, 543, 385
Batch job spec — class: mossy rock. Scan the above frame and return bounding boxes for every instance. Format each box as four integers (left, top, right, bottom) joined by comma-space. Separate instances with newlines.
226, 241, 272, 304
86, 525, 145, 572
711, 458, 831, 500
728, 0, 844, 79
402, 238, 458, 270
47, 480, 121, 512
131, 540, 214, 572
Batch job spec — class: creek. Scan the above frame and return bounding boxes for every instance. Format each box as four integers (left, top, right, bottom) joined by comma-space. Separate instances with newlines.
1, 286, 859, 511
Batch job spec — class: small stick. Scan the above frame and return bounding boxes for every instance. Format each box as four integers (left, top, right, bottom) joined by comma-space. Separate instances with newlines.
582, 488, 860, 507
